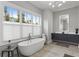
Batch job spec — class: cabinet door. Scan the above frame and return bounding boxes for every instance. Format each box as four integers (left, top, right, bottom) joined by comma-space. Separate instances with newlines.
70, 35, 79, 43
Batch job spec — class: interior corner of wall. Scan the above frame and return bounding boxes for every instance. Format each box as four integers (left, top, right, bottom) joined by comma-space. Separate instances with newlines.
46, 38, 52, 44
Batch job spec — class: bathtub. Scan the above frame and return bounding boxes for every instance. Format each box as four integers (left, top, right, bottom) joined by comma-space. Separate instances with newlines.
18, 37, 46, 56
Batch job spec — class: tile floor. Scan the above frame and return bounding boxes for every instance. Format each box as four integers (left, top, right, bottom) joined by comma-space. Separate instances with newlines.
31, 42, 79, 57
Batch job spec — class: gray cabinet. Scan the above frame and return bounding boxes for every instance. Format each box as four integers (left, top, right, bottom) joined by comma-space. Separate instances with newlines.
51, 33, 79, 45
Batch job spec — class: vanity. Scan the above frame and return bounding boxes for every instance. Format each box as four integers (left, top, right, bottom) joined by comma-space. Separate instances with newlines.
51, 33, 79, 45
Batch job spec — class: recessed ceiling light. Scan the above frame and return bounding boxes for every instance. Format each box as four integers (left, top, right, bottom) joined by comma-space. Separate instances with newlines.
58, 3, 62, 7
62, 1, 66, 3
49, 2, 52, 6
52, 5, 55, 8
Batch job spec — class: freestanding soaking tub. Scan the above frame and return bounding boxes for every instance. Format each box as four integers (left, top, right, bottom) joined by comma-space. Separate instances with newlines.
18, 35, 46, 56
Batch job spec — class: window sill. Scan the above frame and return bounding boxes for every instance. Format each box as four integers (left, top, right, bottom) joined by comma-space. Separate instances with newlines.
3, 21, 20, 25
21, 23, 32, 26
3, 21, 41, 26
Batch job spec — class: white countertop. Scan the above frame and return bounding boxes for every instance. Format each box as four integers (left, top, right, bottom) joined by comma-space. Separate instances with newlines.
55, 32, 79, 35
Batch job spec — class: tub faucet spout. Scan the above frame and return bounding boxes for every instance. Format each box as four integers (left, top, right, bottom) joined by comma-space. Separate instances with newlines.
28, 33, 31, 40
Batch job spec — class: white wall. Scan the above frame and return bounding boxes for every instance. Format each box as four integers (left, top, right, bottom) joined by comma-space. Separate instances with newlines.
43, 10, 53, 44
53, 6, 79, 33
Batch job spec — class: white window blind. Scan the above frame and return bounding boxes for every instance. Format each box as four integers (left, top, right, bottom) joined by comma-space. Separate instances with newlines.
22, 25, 32, 37
3, 24, 21, 41
33, 26, 41, 36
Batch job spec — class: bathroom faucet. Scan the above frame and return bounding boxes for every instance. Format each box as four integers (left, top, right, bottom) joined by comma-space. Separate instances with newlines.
28, 33, 31, 40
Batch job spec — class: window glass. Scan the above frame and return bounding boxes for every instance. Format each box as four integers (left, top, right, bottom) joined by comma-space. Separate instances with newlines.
22, 12, 32, 24
32, 15, 40, 25
36, 16, 40, 25
22, 13, 25, 23
33, 15, 36, 24
4, 6, 20, 22
26, 13, 32, 24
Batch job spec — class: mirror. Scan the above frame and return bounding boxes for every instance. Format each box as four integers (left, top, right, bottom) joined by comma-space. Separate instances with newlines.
59, 14, 69, 33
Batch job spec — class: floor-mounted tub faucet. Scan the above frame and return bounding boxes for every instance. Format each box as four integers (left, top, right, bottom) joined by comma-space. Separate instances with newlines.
28, 33, 31, 40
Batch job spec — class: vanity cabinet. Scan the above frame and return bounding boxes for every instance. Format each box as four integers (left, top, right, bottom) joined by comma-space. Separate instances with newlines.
51, 33, 79, 45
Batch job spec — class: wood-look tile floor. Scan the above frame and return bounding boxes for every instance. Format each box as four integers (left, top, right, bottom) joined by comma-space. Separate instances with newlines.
31, 42, 79, 57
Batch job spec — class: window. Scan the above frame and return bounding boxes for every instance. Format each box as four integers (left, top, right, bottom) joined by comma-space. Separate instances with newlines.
36, 16, 40, 25
4, 6, 20, 22
27, 13, 32, 24
22, 13, 25, 23
3, 6, 42, 41
32, 16, 41, 36
33, 16, 36, 24
22, 14, 41, 37
22, 12, 32, 24
33, 15, 40, 25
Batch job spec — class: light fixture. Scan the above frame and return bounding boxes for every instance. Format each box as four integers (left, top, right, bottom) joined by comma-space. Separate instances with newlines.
58, 3, 62, 7
49, 2, 52, 6
48, 1, 66, 8
62, 1, 66, 3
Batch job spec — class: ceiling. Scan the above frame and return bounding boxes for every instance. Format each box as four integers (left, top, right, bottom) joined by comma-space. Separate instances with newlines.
29, 1, 79, 12
10, 1, 79, 12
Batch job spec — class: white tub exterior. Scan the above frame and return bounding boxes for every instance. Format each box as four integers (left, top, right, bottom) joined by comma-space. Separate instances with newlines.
18, 38, 45, 56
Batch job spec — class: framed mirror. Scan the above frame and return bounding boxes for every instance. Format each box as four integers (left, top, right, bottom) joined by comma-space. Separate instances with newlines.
59, 14, 69, 33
